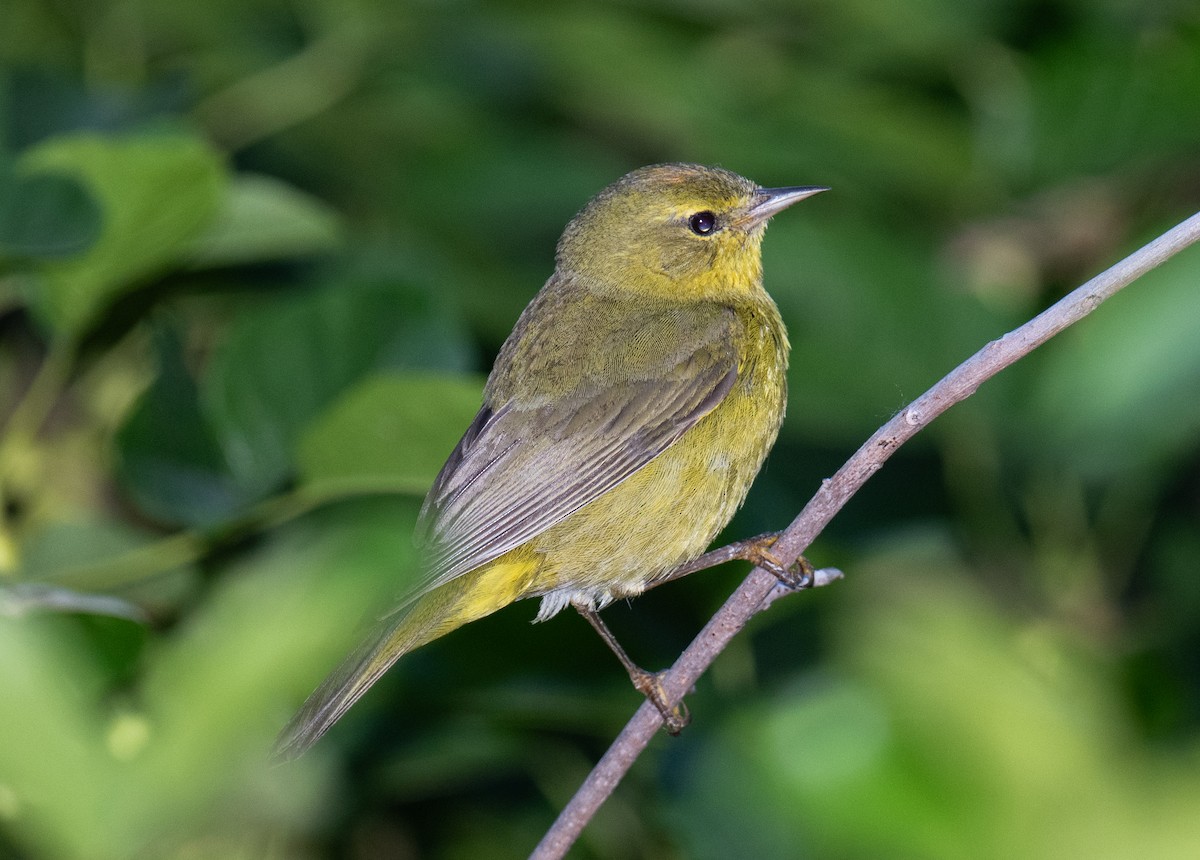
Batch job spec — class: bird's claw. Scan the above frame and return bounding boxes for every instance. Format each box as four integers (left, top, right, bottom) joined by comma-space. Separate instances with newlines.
743, 536, 816, 590
631, 669, 690, 735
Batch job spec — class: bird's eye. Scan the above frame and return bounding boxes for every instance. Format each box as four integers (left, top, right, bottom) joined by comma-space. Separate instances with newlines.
688, 211, 717, 235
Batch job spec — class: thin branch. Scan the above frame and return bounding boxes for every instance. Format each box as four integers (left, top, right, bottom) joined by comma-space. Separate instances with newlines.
531, 209, 1200, 859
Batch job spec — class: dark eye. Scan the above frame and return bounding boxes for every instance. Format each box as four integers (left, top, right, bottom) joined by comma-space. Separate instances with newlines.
688, 211, 717, 235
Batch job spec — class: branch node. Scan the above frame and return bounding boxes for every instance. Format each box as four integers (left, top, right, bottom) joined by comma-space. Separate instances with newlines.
761, 566, 844, 610
812, 566, 845, 588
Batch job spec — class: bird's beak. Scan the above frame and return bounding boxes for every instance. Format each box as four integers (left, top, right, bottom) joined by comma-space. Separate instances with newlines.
742, 185, 829, 228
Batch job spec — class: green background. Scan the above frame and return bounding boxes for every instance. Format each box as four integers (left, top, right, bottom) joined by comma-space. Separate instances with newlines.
2, 1, 1200, 857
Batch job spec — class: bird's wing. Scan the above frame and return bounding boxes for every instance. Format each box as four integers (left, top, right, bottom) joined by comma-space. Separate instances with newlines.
409, 299, 739, 603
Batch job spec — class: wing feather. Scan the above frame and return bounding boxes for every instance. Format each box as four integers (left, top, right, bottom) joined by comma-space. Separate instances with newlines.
409, 295, 739, 604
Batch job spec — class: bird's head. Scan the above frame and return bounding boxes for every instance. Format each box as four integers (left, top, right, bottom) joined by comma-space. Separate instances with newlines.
555, 163, 826, 300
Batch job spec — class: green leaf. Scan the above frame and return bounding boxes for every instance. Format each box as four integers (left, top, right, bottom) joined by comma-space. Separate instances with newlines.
17, 516, 198, 606
0, 500, 416, 858
18, 517, 151, 580
0, 162, 102, 260
116, 324, 256, 528
202, 278, 475, 497
19, 131, 227, 335
185, 173, 343, 268
0, 616, 118, 857
297, 372, 484, 497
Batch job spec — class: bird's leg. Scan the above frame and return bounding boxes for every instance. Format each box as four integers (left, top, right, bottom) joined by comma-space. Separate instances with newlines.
573, 603, 689, 734
656, 531, 817, 590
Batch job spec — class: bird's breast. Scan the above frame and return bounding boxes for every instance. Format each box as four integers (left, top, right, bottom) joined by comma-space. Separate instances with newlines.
524, 298, 788, 606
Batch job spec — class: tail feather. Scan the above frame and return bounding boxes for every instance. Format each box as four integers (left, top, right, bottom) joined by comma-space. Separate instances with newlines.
273, 553, 536, 760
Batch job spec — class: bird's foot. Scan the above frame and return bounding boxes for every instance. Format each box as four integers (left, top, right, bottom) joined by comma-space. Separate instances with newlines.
574, 603, 691, 735
629, 667, 690, 735
738, 534, 816, 590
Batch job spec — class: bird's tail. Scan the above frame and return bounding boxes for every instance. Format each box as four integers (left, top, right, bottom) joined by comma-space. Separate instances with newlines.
273, 552, 538, 760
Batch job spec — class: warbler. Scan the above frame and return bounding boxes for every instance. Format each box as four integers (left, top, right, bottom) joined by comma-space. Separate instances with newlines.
275, 163, 826, 758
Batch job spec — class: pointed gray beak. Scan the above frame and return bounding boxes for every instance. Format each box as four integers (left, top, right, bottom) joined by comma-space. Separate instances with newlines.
743, 185, 829, 227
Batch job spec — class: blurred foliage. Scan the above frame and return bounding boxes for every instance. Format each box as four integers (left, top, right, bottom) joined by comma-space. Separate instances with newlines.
1, 1, 1199, 858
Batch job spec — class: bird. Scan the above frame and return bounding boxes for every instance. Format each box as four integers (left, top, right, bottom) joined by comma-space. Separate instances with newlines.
274, 163, 826, 759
